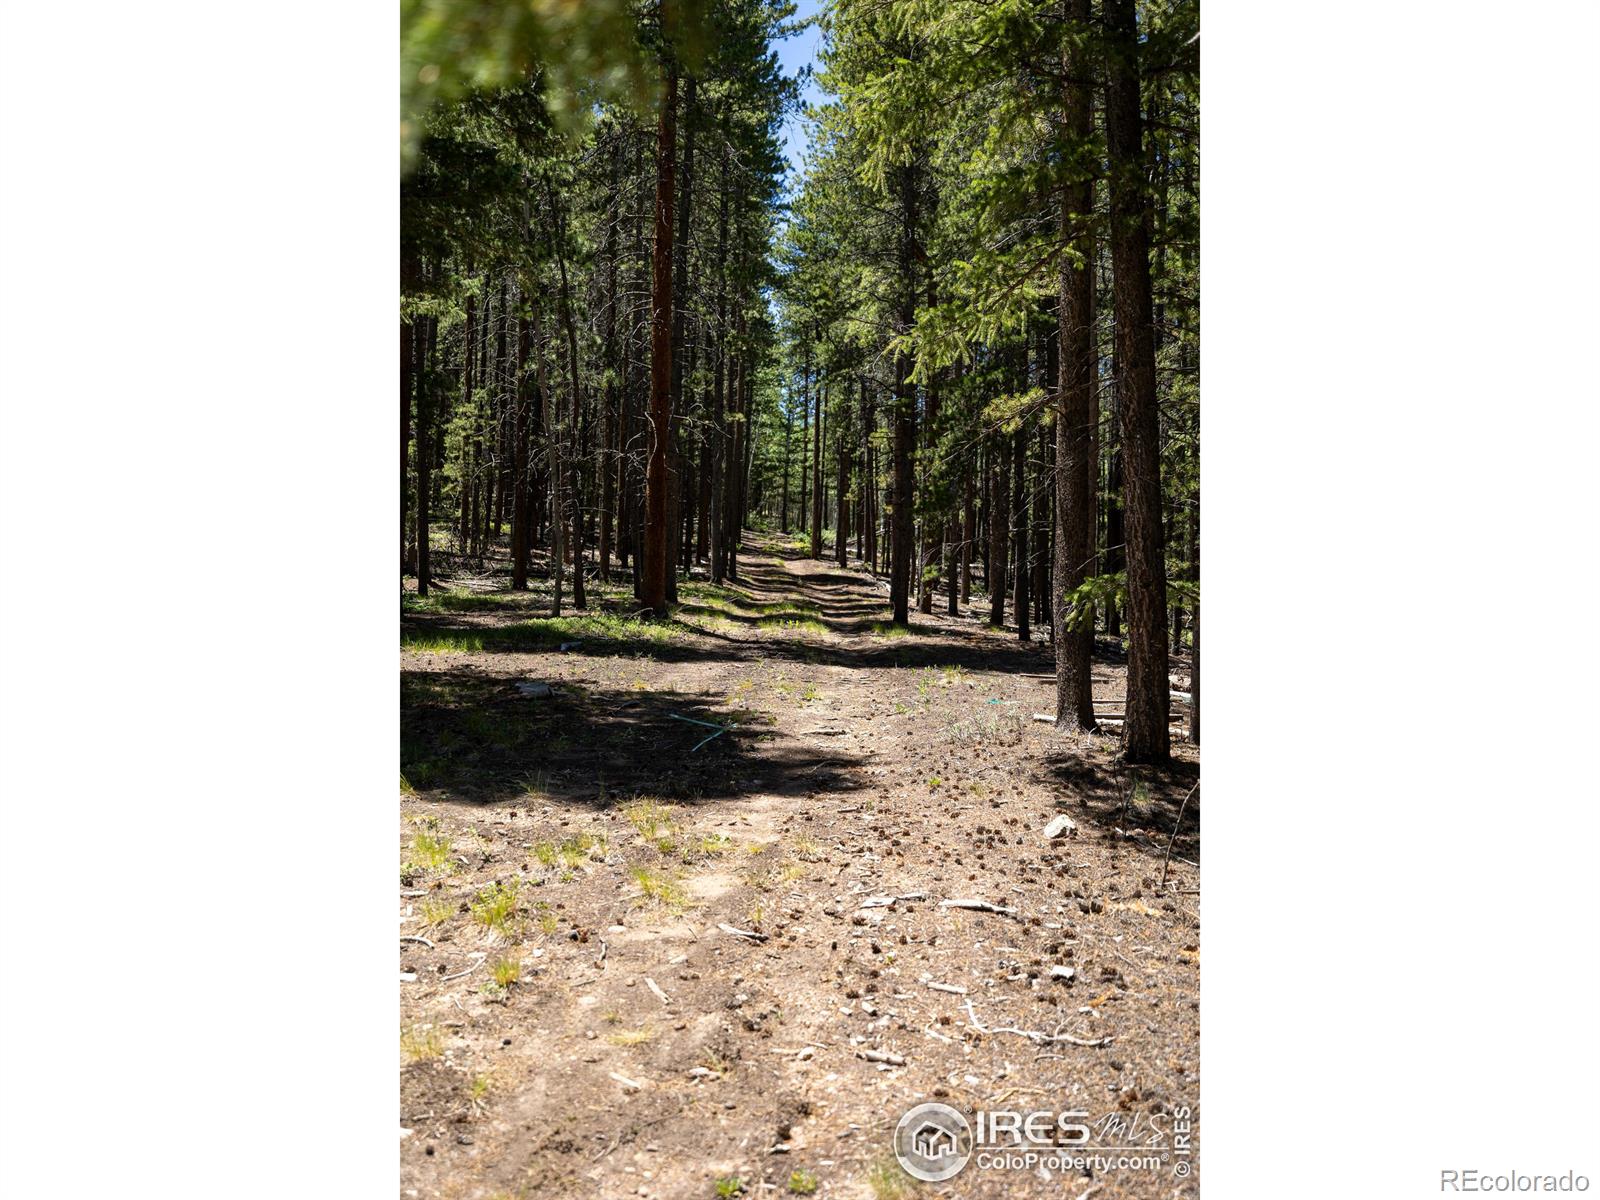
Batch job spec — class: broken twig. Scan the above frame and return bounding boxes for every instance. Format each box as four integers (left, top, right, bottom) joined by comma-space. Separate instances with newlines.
1160, 781, 1200, 887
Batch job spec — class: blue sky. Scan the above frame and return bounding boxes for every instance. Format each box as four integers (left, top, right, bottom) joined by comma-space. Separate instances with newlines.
774, 0, 826, 185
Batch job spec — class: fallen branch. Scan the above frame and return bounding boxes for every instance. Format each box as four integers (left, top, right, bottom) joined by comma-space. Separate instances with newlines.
939, 898, 1017, 915
857, 1049, 906, 1066
1160, 781, 1200, 887
962, 997, 1112, 1048
644, 976, 670, 1005
441, 951, 488, 982
717, 922, 769, 942
399, 935, 435, 949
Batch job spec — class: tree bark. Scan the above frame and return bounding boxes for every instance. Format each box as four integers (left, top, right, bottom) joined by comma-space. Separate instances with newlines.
811, 368, 825, 558
1013, 422, 1029, 641
1052, 0, 1097, 728
402, 251, 417, 575
1105, 0, 1169, 762
889, 165, 917, 626
414, 265, 437, 597
642, 57, 678, 615
512, 295, 532, 589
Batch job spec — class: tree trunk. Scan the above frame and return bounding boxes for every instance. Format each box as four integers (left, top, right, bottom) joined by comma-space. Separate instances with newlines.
798, 353, 810, 537
811, 369, 824, 558
1013, 422, 1029, 641
1053, 0, 1097, 727
835, 411, 850, 567
402, 251, 417, 575
1105, 0, 1169, 762
512, 296, 532, 589
889, 165, 917, 627
533, 286, 563, 615
414, 267, 437, 597
642, 58, 678, 615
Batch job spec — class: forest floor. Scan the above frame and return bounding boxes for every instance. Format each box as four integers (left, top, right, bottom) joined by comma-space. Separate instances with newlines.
400, 532, 1199, 1200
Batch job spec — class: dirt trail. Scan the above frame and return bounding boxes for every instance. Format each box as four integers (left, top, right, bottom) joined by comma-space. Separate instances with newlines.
401, 536, 1199, 1199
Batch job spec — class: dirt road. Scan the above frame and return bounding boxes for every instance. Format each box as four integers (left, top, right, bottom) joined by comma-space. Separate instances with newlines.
400, 536, 1200, 1199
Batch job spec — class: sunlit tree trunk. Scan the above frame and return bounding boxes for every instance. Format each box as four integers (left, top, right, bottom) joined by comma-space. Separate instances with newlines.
642, 57, 678, 615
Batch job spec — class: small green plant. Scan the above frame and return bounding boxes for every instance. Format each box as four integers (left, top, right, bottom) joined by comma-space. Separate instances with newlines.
400, 773, 417, 797
622, 797, 677, 842
400, 1025, 443, 1063
699, 1049, 733, 1077
927, 776, 942, 788
630, 865, 689, 912
401, 632, 485, 654
470, 880, 520, 932
867, 1156, 915, 1199
411, 830, 452, 871
787, 1169, 819, 1195
534, 902, 559, 936
561, 831, 607, 866
491, 956, 521, 986
418, 897, 453, 927
691, 832, 734, 860
714, 1177, 745, 1199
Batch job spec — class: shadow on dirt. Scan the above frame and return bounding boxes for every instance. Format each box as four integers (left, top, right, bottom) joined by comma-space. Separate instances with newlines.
1041, 749, 1201, 867
401, 668, 865, 808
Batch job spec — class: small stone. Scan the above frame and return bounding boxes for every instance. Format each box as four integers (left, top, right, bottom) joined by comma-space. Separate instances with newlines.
1043, 815, 1077, 840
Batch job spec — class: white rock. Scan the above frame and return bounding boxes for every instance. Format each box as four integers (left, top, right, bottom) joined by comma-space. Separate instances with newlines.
1043, 815, 1077, 839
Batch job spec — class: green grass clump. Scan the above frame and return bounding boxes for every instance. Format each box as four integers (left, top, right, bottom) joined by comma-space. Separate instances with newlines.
622, 797, 678, 843
714, 1178, 745, 1199
401, 1025, 443, 1063
410, 831, 452, 871
418, 898, 454, 927
867, 1156, 916, 1199
787, 1170, 819, 1195
490, 956, 521, 986
759, 615, 827, 637
630, 865, 689, 913
402, 631, 485, 654
868, 621, 911, 640
470, 880, 520, 932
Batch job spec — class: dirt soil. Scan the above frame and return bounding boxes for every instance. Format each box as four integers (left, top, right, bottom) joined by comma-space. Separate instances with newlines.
401, 534, 1199, 1200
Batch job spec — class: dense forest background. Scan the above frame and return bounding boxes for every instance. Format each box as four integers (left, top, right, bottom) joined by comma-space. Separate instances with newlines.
401, 0, 1198, 763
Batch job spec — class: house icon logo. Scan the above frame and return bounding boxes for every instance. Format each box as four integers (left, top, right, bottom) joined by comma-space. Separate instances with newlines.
893, 1102, 973, 1181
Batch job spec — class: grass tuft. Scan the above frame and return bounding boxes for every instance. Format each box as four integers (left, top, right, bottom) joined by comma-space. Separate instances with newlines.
411, 831, 452, 871
401, 1025, 443, 1063
606, 1024, 656, 1047
470, 880, 520, 932
630, 865, 689, 913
